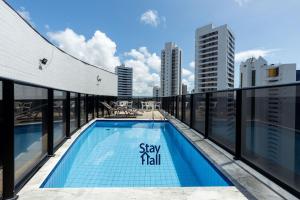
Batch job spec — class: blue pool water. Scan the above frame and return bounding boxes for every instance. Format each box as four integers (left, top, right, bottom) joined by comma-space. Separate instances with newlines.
41, 121, 232, 188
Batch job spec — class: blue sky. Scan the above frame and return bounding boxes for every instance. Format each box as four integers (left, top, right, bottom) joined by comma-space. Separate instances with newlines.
6, 0, 300, 95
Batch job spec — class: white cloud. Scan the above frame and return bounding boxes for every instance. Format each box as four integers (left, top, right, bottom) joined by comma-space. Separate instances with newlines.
182, 68, 194, 93
235, 49, 277, 63
17, 7, 34, 26
124, 47, 161, 96
234, 0, 251, 6
140, 10, 165, 27
47, 28, 120, 72
182, 68, 192, 77
189, 61, 195, 69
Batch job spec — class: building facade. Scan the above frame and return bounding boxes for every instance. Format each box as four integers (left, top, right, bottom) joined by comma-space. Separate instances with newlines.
182, 84, 188, 95
152, 86, 161, 97
0, 1, 117, 96
115, 64, 133, 97
160, 42, 182, 97
240, 57, 296, 87
195, 24, 235, 93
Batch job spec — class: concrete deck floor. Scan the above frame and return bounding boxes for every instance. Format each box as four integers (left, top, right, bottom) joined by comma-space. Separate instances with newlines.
17, 113, 297, 200
135, 110, 165, 120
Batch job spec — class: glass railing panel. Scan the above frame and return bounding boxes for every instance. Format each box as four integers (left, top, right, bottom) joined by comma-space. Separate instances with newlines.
177, 96, 182, 120
53, 90, 67, 147
80, 94, 86, 126
14, 84, 48, 184
183, 95, 191, 125
87, 95, 93, 121
173, 97, 177, 116
208, 91, 236, 152
241, 86, 300, 194
70, 93, 78, 133
192, 93, 206, 134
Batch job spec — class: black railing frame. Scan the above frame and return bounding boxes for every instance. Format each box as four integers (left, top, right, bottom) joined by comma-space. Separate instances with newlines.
2, 80, 18, 200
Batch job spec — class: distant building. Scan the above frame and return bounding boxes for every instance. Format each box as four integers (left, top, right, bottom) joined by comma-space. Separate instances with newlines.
297, 70, 300, 81
240, 57, 297, 173
115, 64, 133, 97
195, 24, 235, 93
152, 86, 160, 97
240, 57, 296, 87
182, 84, 188, 95
160, 42, 182, 97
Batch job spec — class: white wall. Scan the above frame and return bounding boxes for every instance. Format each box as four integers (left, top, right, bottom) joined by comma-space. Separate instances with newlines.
0, 1, 117, 96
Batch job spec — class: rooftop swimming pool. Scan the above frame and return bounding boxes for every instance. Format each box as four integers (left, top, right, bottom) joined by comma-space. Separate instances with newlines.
41, 120, 232, 188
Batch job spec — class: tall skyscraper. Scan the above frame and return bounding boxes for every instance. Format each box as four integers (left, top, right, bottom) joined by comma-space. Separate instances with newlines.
115, 64, 133, 97
195, 24, 235, 93
160, 42, 182, 97
152, 86, 161, 97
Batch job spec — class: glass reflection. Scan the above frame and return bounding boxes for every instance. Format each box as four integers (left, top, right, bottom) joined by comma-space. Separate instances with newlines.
53, 90, 66, 147
241, 86, 300, 193
14, 84, 48, 184
70, 93, 78, 133
208, 91, 236, 152
80, 95, 86, 126
193, 94, 206, 134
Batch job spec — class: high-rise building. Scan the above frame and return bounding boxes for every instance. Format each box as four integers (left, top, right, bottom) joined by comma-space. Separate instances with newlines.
240, 56, 296, 87
160, 42, 182, 97
152, 86, 161, 97
195, 24, 235, 93
182, 84, 188, 95
115, 64, 133, 97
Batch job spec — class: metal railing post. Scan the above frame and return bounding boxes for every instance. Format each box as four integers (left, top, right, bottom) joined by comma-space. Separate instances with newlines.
92, 95, 95, 119
65, 92, 70, 139
181, 95, 184, 122
47, 89, 54, 156
96, 96, 99, 118
77, 93, 81, 128
2, 80, 18, 200
204, 92, 210, 138
190, 94, 194, 128
85, 94, 88, 123
234, 89, 242, 160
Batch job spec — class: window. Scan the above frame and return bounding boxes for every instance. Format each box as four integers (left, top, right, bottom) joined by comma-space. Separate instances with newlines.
14, 84, 48, 184
251, 70, 256, 87
53, 90, 67, 147
70, 93, 78, 133
268, 68, 279, 78
240, 73, 243, 88
80, 94, 86, 126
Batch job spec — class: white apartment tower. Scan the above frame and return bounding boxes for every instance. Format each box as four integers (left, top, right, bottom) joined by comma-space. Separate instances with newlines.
195, 24, 235, 93
115, 64, 133, 97
160, 42, 182, 97
152, 86, 161, 98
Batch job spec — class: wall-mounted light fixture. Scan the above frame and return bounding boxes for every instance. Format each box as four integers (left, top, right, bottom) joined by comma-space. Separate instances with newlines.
96, 75, 102, 86
39, 58, 48, 70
